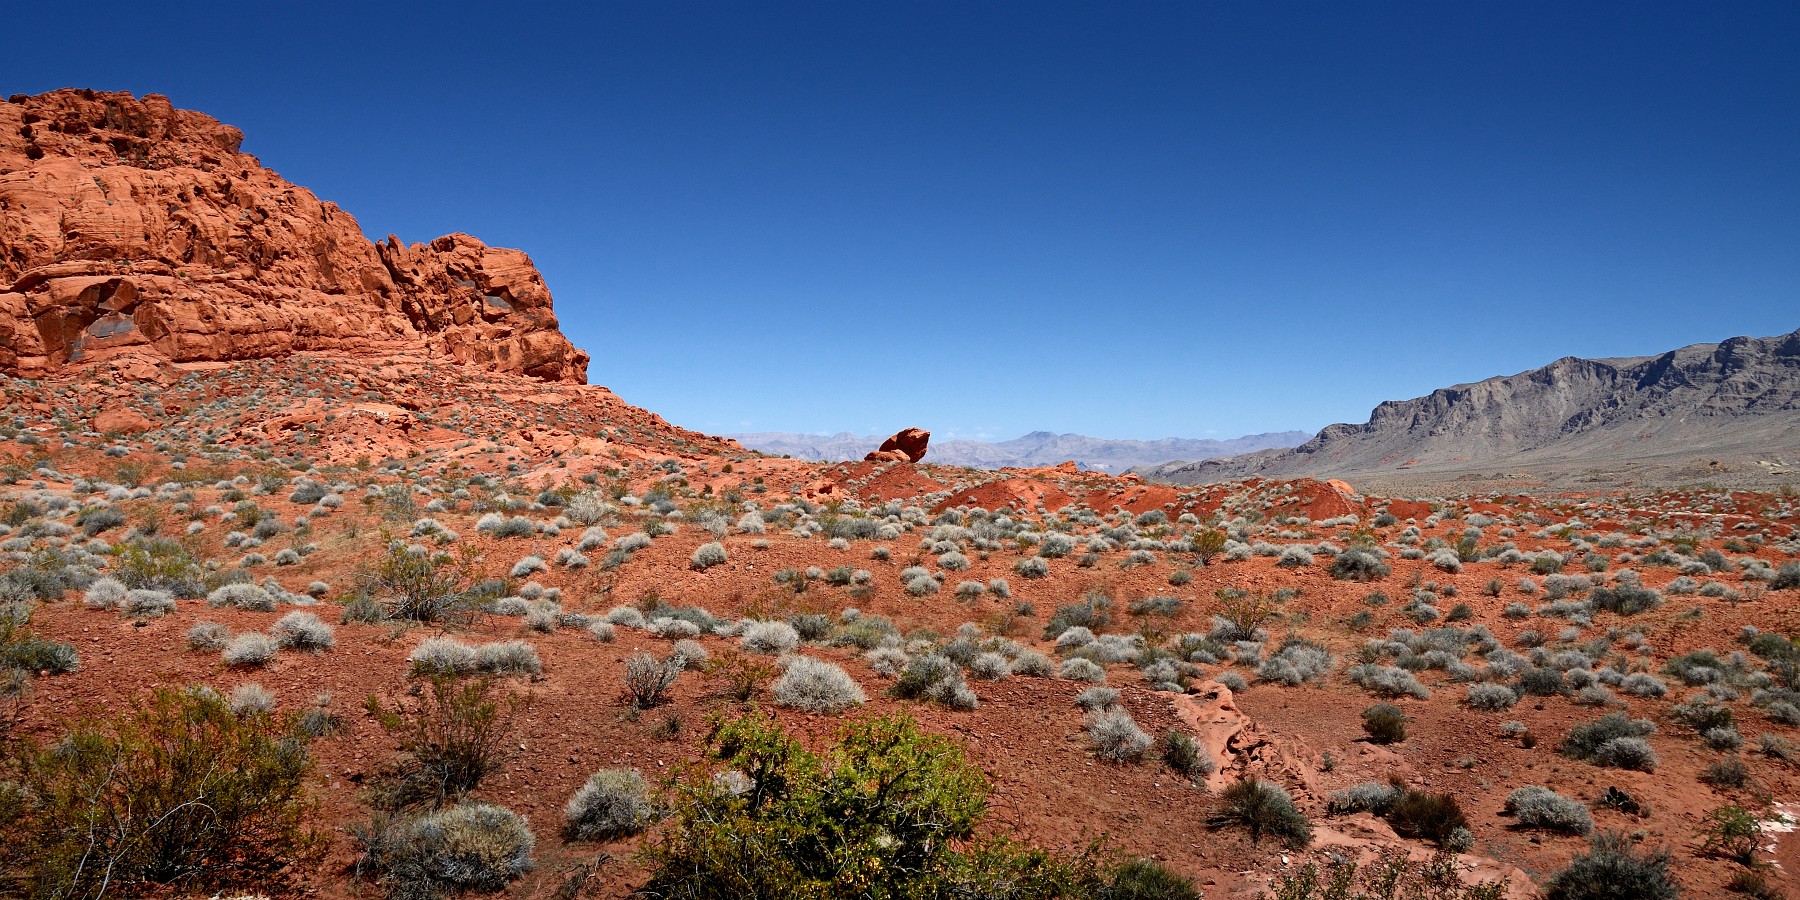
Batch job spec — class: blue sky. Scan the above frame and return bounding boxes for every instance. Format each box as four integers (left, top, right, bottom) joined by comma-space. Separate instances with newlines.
8, 2, 1797, 441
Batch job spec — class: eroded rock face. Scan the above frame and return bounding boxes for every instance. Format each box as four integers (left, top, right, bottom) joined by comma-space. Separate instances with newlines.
0, 89, 588, 383
865, 426, 929, 463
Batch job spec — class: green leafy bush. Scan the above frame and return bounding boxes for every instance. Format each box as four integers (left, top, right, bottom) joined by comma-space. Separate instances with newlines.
1, 685, 320, 897
641, 711, 1199, 899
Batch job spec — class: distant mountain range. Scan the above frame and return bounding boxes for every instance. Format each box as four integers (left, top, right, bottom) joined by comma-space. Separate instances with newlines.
1134, 327, 1800, 489
728, 430, 1311, 472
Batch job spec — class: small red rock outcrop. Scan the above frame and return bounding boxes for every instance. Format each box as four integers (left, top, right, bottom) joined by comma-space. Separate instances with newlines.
864, 426, 929, 463
0, 89, 589, 383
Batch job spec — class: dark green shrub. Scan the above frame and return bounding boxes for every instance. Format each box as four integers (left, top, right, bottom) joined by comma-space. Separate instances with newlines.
3, 686, 320, 896
1207, 776, 1312, 848
1161, 731, 1213, 780
1542, 832, 1676, 900
0, 615, 77, 676
1362, 703, 1408, 744
1591, 583, 1661, 616
642, 711, 1098, 898
365, 674, 522, 809
1387, 789, 1471, 849
1102, 858, 1202, 900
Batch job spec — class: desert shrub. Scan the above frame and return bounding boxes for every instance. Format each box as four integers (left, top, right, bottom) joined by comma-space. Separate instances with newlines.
474, 641, 542, 676
890, 653, 978, 710
410, 637, 479, 676
1560, 713, 1657, 759
1264, 848, 1507, 900
1088, 707, 1153, 762
1386, 789, 1470, 849
1060, 657, 1107, 683
1466, 683, 1519, 711
1541, 831, 1677, 900
208, 582, 276, 611
1258, 637, 1335, 686
229, 682, 277, 716
1331, 548, 1391, 582
364, 674, 522, 809
222, 632, 277, 667
606, 605, 647, 628
1074, 686, 1121, 713
83, 576, 128, 609
691, 542, 727, 570
1619, 673, 1668, 697
565, 768, 653, 841
121, 588, 175, 617
741, 620, 801, 655
1591, 582, 1662, 616
363, 542, 480, 622
1699, 756, 1750, 788
1362, 703, 1408, 744
3, 685, 319, 896
650, 617, 703, 639
1347, 664, 1431, 699
643, 711, 1140, 898
623, 652, 684, 709
1211, 588, 1279, 642
1328, 781, 1401, 815
1771, 561, 1800, 590
671, 639, 708, 670
773, 656, 867, 714
271, 611, 334, 651
1517, 666, 1569, 697
1161, 731, 1214, 780
353, 802, 534, 899
969, 652, 1012, 681
1670, 693, 1735, 731
1044, 592, 1113, 640
1506, 786, 1593, 834
185, 621, 230, 650
1208, 776, 1311, 847
1591, 737, 1658, 771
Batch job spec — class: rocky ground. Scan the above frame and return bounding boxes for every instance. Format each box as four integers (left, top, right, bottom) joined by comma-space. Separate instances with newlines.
0, 352, 1797, 899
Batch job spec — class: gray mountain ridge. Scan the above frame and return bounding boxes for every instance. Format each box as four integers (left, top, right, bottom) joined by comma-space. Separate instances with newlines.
728, 429, 1311, 471
1133, 327, 1800, 492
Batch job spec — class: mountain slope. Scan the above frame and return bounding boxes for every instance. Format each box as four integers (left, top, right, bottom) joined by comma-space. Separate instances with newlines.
1137, 329, 1800, 488
730, 429, 1310, 471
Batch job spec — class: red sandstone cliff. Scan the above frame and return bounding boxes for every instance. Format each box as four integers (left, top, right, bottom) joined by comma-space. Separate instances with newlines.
0, 89, 589, 382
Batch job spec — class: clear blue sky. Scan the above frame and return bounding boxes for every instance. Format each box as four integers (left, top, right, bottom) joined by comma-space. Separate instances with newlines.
8, 2, 1797, 442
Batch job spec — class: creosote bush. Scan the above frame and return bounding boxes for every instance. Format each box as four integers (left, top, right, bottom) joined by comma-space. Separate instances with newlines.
364, 674, 523, 810
639, 710, 1200, 899
1, 685, 320, 896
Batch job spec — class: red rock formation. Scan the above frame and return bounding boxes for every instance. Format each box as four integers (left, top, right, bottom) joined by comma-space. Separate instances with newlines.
864, 426, 929, 463
0, 89, 588, 383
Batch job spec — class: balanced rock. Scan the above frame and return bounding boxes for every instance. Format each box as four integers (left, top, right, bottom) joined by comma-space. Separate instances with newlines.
864, 427, 929, 463
0, 89, 588, 383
